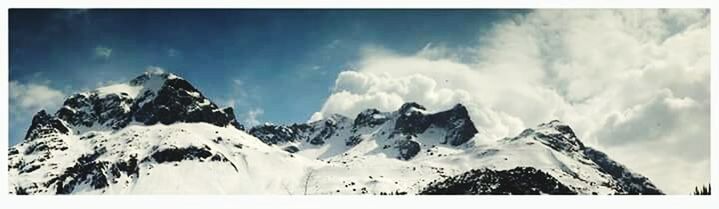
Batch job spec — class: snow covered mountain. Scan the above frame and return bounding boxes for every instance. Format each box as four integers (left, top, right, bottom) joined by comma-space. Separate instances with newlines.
8, 71, 662, 195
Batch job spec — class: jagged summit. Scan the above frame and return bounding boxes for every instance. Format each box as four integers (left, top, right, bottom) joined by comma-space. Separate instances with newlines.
249, 102, 479, 161
28, 70, 243, 142
501, 119, 662, 194
353, 108, 389, 129
397, 102, 427, 115
128, 69, 181, 87
23, 110, 69, 141
510, 119, 585, 153
392, 102, 477, 146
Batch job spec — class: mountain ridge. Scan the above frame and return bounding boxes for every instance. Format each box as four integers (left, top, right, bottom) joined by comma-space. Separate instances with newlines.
8, 71, 662, 195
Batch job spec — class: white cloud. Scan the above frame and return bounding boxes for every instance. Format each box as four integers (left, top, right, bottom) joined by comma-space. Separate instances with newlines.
311, 9, 709, 194
94, 46, 112, 59
9, 80, 66, 143
167, 48, 180, 57
233, 79, 244, 86
219, 78, 249, 108
145, 66, 165, 74
10, 81, 65, 112
216, 77, 264, 128
243, 108, 265, 127
326, 39, 341, 49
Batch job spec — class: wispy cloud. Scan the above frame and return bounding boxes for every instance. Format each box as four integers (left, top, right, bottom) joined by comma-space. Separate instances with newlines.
243, 108, 265, 127
167, 48, 180, 57
94, 45, 112, 60
326, 39, 341, 49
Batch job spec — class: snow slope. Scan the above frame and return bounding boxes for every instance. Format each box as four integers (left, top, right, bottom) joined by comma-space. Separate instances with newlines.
8, 71, 662, 195
249, 104, 661, 195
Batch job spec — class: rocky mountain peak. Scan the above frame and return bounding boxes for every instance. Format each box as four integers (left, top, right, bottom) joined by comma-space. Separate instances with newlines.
26, 71, 243, 142
323, 113, 350, 124
353, 108, 389, 129
501, 120, 663, 194
128, 70, 179, 87
24, 110, 70, 141
398, 102, 427, 115
394, 102, 478, 146
132, 73, 242, 129
427, 103, 477, 146
532, 120, 585, 152
510, 120, 585, 154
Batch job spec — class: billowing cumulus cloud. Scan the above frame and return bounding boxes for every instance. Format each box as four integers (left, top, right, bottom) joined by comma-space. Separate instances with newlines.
311, 9, 709, 194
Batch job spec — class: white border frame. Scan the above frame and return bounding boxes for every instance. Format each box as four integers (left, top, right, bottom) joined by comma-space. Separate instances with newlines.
1, 1, 716, 209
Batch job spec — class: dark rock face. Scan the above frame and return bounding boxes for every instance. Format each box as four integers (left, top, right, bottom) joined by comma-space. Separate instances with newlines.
583, 148, 663, 195
55, 95, 96, 127
248, 115, 350, 146
36, 72, 244, 142
133, 78, 243, 130
420, 167, 577, 195
249, 124, 311, 145
309, 118, 343, 145
394, 103, 478, 146
353, 109, 389, 128
110, 155, 140, 179
346, 135, 363, 147
532, 120, 585, 153
45, 152, 142, 194
429, 104, 479, 146
396, 139, 421, 160
398, 102, 426, 114
24, 110, 69, 141
56, 93, 135, 129
394, 103, 432, 136
46, 150, 107, 194
148, 146, 214, 163
49, 160, 110, 194
283, 146, 300, 153
145, 145, 238, 172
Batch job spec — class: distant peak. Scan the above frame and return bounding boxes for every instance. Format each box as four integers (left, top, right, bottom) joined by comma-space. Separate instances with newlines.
537, 120, 575, 135
145, 66, 166, 74
325, 113, 349, 123
353, 108, 389, 128
539, 119, 566, 127
446, 103, 470, 115
451, 103, 467, 110
398, 102, 426, 114
129, 69, 181, 86
358, 108, 381, 116
530, 120, 584, 152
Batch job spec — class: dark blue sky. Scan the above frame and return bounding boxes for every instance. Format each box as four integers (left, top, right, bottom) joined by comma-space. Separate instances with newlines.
9, 9, 523, 144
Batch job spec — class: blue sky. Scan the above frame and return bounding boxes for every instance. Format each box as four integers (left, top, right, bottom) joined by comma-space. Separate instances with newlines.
9, 9, 522, 145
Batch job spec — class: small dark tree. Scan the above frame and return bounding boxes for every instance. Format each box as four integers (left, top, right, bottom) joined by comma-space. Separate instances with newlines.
692, 184, 711, 195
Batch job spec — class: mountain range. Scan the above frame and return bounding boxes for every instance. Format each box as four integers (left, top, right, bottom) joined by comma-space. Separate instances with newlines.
8, 71, 663, 195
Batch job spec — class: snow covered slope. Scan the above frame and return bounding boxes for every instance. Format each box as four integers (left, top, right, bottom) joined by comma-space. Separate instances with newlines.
248, 103, 662, 195
8, 71, 662, 195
